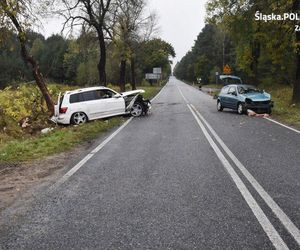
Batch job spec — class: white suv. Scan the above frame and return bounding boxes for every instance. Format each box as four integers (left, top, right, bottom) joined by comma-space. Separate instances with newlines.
52, 86, 150, 125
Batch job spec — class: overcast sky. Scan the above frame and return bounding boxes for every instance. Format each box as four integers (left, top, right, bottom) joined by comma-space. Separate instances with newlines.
41, 0, 207, 65
149, 0, 207, 64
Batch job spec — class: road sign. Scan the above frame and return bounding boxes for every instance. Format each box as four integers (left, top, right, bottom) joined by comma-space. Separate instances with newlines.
153, 68, 162, 74
223, 64, 232, 75
146, 73, 160, 80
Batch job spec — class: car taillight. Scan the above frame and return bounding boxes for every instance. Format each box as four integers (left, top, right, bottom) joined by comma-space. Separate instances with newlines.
59, 107, 68, 114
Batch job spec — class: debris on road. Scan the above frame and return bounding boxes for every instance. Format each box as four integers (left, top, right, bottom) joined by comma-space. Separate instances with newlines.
247, 109, 270, 118
41, 127, 54, 134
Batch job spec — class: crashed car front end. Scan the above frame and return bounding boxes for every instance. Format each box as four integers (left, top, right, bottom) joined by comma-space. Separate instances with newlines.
244, 98, 274, 110
122, 90, 151, 115
242, 92, 274, 113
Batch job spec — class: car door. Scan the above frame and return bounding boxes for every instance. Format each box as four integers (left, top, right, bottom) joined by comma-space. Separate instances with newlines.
219, 86, 229, 107
84, 89, 125, 119
94, 89, 125, 117
81, 90, 99, 119
227, 86, 238, 108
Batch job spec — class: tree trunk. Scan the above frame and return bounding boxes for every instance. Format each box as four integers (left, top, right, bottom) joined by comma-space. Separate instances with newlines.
293, 31, 300, 102
293, 0, 300, 102
2, 2, 54, 115
20, 44, 54, 115
97, 32, 107, 86
130, 57, 136, 90
120, 58, 126, 92
250, 40, 260, 86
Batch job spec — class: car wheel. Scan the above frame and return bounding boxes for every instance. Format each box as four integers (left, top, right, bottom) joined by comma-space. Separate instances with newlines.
267, 107, 272, 114
237, 103, 244, 115
217, 101, 223, 111
71, 112, 88, 125
131, 102, 143, 117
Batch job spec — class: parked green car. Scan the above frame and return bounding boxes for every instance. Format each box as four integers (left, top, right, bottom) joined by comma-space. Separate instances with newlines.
217, 84, 274, 114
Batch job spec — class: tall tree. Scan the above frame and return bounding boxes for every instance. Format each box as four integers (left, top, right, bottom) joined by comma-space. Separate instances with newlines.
0, 0, 54, 114
60, 0, 116, 86
114, 0, 156, 91
292, 0, 300, 102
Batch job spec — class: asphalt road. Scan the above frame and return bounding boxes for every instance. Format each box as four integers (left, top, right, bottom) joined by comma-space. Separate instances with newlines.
1, 77, 300, 249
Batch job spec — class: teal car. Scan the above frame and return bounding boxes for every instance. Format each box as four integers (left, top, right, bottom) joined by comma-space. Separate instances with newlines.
217, 84, 273, 114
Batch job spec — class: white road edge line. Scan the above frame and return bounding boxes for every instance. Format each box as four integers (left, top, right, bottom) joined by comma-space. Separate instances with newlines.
50, 83, 168, 191
187, 104, 288, 250
150, 82, 168, 102
264, 117, 300, 134
178, 83, 300, 247
190, 103, 300, 247
50, 117, 133, 190
177, 86, 189, 103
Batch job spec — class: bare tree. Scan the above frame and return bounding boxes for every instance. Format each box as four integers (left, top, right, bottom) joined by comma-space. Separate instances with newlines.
58, 0, 118, 86
0, 0, 54, 114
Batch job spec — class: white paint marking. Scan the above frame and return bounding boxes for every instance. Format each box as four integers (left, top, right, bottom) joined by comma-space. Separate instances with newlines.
51, 82, 169, 191
187, 104, 288, 250
264, 117, 300, 134
50, 118, 133, 190
177, 86, 189, 104
150, 82, 168, 102
190, 103, 300, 247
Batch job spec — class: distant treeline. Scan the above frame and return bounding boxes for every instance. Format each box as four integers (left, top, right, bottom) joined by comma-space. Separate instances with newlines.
0, 28, 175, 89
174, 0, 300, 102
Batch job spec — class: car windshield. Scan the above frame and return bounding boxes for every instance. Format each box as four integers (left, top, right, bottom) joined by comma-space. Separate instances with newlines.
221, 77, 242, 85
238, 86, 261, 94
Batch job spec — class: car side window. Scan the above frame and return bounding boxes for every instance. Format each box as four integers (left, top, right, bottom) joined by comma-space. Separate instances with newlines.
94, 89, 115, 99
228, 87, 236, 95
69, 93, 84, 103
82, 91, 96, 101
70, 94, 79, 104
221, 86, 229, 94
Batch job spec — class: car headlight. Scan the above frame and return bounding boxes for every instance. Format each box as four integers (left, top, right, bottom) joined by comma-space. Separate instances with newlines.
245, 98, 252, 104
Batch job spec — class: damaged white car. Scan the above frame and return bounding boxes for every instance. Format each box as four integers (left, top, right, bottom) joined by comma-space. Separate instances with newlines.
51, 87, 151, 125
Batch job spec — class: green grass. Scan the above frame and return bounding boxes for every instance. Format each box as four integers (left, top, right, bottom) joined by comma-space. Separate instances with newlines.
140, 86, 163, 99
201, 84, 222, 89
0, 84, 163, 163
260, 84, 300, 128
0, 118, 122, 162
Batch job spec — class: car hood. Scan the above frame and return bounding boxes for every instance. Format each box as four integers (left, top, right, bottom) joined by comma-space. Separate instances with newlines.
241, 92, 271, 101
121, 89, 145, 97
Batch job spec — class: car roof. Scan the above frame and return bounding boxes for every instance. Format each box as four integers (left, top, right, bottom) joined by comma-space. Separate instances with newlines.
219, 75, 242, 80
65, 86, 109, 95
224, 84, 255, 88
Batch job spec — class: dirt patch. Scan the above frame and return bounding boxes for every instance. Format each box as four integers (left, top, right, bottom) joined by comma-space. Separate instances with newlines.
0, 141, 93, 212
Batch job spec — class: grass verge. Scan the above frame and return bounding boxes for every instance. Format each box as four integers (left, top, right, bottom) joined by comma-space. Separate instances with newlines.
201, 84, 222, 89
260, 84, 300, 128
0, 85, 163, 163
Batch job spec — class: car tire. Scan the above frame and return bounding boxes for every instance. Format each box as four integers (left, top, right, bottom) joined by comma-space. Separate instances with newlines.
217, 101, 223, 111
267, 107, 272, 114
131, 102, 143, 117
71, 112, 88, 125
237, 103, 245, 115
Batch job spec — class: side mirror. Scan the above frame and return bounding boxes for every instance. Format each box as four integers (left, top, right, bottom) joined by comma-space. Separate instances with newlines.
114, 94, 122, 98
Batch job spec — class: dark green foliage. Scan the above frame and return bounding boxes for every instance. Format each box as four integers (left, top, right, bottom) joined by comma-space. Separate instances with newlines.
174, 24, 224, 84
0, 28, 174, 89
175, 0, 300, 102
